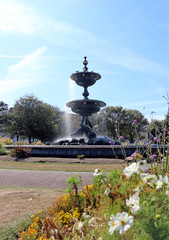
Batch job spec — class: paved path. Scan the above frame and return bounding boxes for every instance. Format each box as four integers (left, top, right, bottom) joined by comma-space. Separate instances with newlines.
0, 169, 94, 189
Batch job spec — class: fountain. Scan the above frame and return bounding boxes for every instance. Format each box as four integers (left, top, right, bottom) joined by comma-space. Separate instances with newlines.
9, 57, 143, 158
54, 57, 115, 145
67, 57, 106, 139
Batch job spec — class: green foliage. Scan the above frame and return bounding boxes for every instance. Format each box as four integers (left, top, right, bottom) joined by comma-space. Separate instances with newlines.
138, 192, 169, 240
93, 106, 148, 143
5, 95, 61, 143
66, 174, 83, 212
108, 169, 121, 185
7, 162, 169, 239
31, 141, 44, 145
0, 101, 8, 133
66, 174, 82, 194
0, 137, 13, 145
77, 154, 85, 159
0, 145, 7, 155
0, 215, 33, 240
15, 140, 30, 145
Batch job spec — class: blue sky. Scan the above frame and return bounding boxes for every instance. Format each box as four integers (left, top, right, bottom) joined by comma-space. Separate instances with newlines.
0, 0, 169, 121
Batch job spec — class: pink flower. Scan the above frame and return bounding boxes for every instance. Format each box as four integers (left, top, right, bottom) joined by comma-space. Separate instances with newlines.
131, 151, 137, 157
163, 128, 169, 132
132, 120, 137, 125
153, 137, 158, 141
150, 154, 157, 160
119, 136, 124, 140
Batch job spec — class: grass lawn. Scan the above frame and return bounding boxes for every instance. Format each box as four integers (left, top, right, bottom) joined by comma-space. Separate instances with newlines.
0, 157, 126, 172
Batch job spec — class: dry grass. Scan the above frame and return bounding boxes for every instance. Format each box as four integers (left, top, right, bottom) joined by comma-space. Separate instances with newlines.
0, 156, 126, 228
0, 156, 126, 172
0, 187, 63, 228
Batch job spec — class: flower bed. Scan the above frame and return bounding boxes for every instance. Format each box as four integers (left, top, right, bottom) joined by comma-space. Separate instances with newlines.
17, 157, 169, 240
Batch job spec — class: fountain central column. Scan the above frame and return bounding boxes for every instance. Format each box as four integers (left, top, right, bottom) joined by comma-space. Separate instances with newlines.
66, 57, 106, 139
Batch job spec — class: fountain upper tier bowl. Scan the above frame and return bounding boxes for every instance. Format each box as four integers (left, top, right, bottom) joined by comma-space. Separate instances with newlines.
66, 99, 106, 116
70, 71, 101, 87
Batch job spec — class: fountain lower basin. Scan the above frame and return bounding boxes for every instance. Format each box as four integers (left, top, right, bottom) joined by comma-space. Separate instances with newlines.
4, 144, 163, 158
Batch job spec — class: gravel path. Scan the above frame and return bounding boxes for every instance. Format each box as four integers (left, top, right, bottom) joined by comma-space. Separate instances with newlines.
0, 169, 94, 189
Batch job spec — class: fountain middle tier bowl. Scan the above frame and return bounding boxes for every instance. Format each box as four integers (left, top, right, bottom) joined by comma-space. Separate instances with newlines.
70, 71, 101, 87
66, 99, 106, 116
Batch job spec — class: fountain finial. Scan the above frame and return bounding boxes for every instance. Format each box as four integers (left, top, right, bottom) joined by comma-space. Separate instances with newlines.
83, 56, 88, 72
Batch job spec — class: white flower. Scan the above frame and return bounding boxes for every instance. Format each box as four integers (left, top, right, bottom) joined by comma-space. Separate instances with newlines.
140, 173, 149, 178
82, 212, 90, 219
112, 212, 134, 235
126, 192, 141, 214
77, 221, 84, 230
151, 180, 163, 189
134, 183, 144, 193
140, 174, 157, 185
138, 160, 149, 171
159, 175, 169, 188
123, 162, 139, 178
88, 217, 96, 226
51, 229, 58, 235
108, 214, 119, 235
166, 190, 169, 197
104, 188, 110, 196
141, 174, 163, 189
93, 169, 102, 176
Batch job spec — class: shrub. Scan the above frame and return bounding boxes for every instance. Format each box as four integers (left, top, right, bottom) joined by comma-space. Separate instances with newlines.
12, 146, 31, 159
31, 141, 44, 145
15, 141, 30, 145
77, 154, 85, 160
0, 137, 13, 145
0, 145, 7, 155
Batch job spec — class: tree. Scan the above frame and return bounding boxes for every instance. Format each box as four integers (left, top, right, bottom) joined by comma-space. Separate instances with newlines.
6, 95, 61, 143
122, 109, 148, 143
148, 119, 163, 139
0, 101, 8, 133
93, 106, 124, 139
164, 113, 169, 129
93, 106, 148, 142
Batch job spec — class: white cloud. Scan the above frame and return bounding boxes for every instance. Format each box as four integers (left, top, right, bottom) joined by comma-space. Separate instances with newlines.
9, 46, 47, 72
1, 0, 169, 79
0, 0, 93, 43
0, 0, 36, 35
0, 55, 22, 59
94, 48, 169, 77
0, 46, 47, 93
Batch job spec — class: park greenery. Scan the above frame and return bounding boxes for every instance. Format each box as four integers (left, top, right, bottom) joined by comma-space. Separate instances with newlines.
7, 154, 169, 239
93, 106, 148, 143
0, 94, 169, 144
3, 95, 61, 144
0, 95, 169, 239
0, 101, 8, 133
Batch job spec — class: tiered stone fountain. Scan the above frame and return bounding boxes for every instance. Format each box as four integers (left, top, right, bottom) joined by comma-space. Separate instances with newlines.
66, 57, 106, 141
55, 57, 113, 145
20, 58, 140, 157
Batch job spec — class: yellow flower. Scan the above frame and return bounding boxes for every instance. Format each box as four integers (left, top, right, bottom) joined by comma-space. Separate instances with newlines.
156, 214, 161, 219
